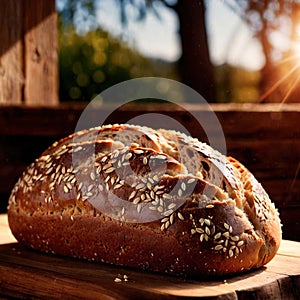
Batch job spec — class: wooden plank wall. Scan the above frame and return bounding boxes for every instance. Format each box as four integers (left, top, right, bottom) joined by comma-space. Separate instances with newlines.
0, 103, 299, 241
0, 0, 58, 105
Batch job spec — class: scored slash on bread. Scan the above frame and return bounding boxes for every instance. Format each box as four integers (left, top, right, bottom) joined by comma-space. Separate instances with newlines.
7, 124, 282, 277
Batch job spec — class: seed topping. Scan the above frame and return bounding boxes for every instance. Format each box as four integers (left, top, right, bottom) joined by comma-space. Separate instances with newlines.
190, 211, 244, 258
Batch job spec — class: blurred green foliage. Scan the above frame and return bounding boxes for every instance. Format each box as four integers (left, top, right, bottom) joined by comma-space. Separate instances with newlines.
215, 64, 260, 103
58, 23, 179, 102
58, 13, 260, 103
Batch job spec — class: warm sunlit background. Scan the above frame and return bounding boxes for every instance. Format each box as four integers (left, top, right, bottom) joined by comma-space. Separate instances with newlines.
56, 0, 300, 103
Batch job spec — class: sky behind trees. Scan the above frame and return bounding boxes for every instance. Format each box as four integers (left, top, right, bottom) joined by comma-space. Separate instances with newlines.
57, 0, 300, 103
57, 0, 265, 70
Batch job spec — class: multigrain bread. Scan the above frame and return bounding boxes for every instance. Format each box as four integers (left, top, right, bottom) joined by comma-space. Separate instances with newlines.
7, 124, 282, 277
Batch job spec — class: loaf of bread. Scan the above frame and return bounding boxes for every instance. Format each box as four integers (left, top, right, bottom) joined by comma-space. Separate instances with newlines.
7, 124, 282, 277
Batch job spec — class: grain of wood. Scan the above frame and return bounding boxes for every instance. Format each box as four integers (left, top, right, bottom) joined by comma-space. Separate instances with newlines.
24, 0, 58, 105
0, 0, 24, 104
0, 227, 299, 299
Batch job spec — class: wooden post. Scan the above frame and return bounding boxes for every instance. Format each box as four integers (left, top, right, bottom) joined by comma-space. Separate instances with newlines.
24, 0, 58, 105
0, 1, 23, 104
0, 0, 58, 105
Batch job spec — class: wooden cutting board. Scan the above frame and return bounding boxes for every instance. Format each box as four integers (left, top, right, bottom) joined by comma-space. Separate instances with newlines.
0, 216, 300, 299
0, 242, 299, 299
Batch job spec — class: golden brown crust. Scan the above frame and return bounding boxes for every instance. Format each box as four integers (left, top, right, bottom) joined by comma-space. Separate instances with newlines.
7, 124, 282, 277
227, 156, 282, 265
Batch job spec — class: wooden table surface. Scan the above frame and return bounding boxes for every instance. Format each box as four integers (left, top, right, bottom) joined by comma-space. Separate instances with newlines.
0, 214, 300, 299
0, 214, 17, 244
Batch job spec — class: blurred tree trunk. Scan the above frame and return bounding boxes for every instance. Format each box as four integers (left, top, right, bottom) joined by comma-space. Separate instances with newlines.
281, 4, 300, 103
234, 0, 300, 103
258, 17, 277, 103
257, 5, 284, 103
174, 0, 216, 102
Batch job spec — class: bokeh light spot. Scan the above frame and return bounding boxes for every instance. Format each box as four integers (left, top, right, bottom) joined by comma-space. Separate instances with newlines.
69, 86, 82, 99
92, 70, 106, 83
93, 52, 107, 66
77, 73, 90, 87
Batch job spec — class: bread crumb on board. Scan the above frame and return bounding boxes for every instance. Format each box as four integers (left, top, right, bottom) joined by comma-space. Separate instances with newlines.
114, 274, 129, 283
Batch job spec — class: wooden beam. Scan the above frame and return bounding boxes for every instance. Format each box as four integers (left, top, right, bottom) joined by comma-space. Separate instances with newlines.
0, 0, 23, 104
24, 0, 58, 105
0, 0, 58, 105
